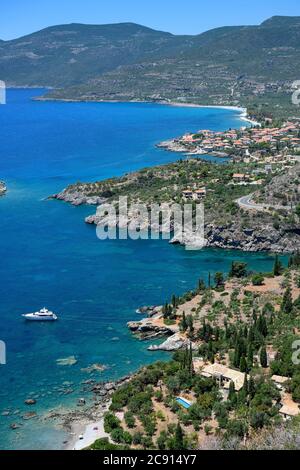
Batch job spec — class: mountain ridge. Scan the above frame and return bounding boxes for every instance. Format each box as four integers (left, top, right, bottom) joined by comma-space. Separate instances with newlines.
1, 16, 300, 117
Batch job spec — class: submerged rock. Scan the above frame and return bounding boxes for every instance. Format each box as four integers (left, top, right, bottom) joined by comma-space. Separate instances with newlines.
22, 412, 37, 420
136, 306, 163, 317
24, 399, 37, 406
81, 363, 107, 374
56, 356, 78, 367
10, 423, 21, 430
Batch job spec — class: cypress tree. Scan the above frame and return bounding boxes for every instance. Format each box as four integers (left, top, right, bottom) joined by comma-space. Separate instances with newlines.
240, 356, 247, 373
248, 376, 256, 399
248, 326, 255, 343
243, 374, 248, 393
273, 255, 282, 277
281, 287, 293, 314
188, 343, 194, 376
260, 346, 268, 368
229, 381, 236, 402
180, 311, 188, 332
247, 344, 254, 369
233, 343, 241, 369
257, 315, 268, 337
163, 302, 169, 319
174, 423, 185, 450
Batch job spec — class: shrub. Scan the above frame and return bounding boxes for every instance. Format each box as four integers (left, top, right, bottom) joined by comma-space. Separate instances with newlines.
252, 273, 264, 286
89, 438, 128, 450
132, 432, 143, 445
104, 412, 121, 433
124, 411, 136, 429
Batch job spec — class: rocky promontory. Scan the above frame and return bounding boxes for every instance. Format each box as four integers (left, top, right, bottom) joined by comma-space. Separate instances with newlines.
127, 314, 179, 340
51, 160, 300, 254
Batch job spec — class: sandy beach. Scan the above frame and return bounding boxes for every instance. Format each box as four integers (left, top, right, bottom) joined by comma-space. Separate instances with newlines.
64, 402, 111, 450
165, 101, 261, 127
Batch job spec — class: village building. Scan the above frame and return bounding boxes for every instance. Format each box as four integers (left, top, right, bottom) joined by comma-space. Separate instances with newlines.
193, 188, 207, 200
182, 189, 193, 200
271, 375, 289, 391
279, 395, 300, 421
182, 188, 207, 201
198, 362, 248, 392
232, 173, 251, 183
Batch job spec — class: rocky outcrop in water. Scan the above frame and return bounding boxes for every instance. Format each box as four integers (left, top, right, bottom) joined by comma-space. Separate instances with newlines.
127, 315, 179, 340
136, 306, 163, 317
51, 190, 105, 206
148, 332, 197, 352
0, 181, 7, 196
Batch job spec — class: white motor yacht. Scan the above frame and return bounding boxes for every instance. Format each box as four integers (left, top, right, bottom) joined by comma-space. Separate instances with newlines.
22, 307, 58, 321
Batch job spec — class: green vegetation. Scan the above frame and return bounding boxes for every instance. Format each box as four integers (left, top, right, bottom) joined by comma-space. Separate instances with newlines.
96, 257, 300, 450
3, 17, 300, 119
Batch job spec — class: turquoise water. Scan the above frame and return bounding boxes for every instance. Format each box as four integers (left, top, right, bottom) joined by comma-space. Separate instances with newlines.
0, 89, 279, 449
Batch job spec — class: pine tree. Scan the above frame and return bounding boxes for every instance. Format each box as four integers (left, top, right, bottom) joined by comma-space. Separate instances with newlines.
260, 346, 268, 368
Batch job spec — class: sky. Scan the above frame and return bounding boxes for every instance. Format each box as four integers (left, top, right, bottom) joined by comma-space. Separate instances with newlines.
1, 0, 300, 40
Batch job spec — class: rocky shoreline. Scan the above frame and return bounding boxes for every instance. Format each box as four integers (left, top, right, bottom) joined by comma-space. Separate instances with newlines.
0, 181, 7, 196
44, 374, 132, 449
51, 186, 300, 253
127, 310, 197, 352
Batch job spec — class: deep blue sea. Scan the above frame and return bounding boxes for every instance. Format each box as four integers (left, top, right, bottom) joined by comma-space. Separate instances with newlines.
0, 89, 281, 449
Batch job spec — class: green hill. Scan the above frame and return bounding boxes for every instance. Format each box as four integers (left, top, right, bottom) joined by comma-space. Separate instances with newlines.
1, 16, 300, 117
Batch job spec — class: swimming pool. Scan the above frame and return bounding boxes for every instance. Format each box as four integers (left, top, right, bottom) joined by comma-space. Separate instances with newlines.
176, 397, 192, 409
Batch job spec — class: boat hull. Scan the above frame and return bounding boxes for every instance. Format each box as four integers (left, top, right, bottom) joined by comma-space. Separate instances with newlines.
22, 315, 57, 321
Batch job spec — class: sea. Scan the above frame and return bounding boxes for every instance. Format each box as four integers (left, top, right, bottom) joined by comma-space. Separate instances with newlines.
0, 89, 281, 449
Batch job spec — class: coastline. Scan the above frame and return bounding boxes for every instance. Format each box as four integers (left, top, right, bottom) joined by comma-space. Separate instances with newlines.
64, 402, 111, 451
2, 92, 267, 450
33, 93, 259, 127
163, 101, 260, 127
